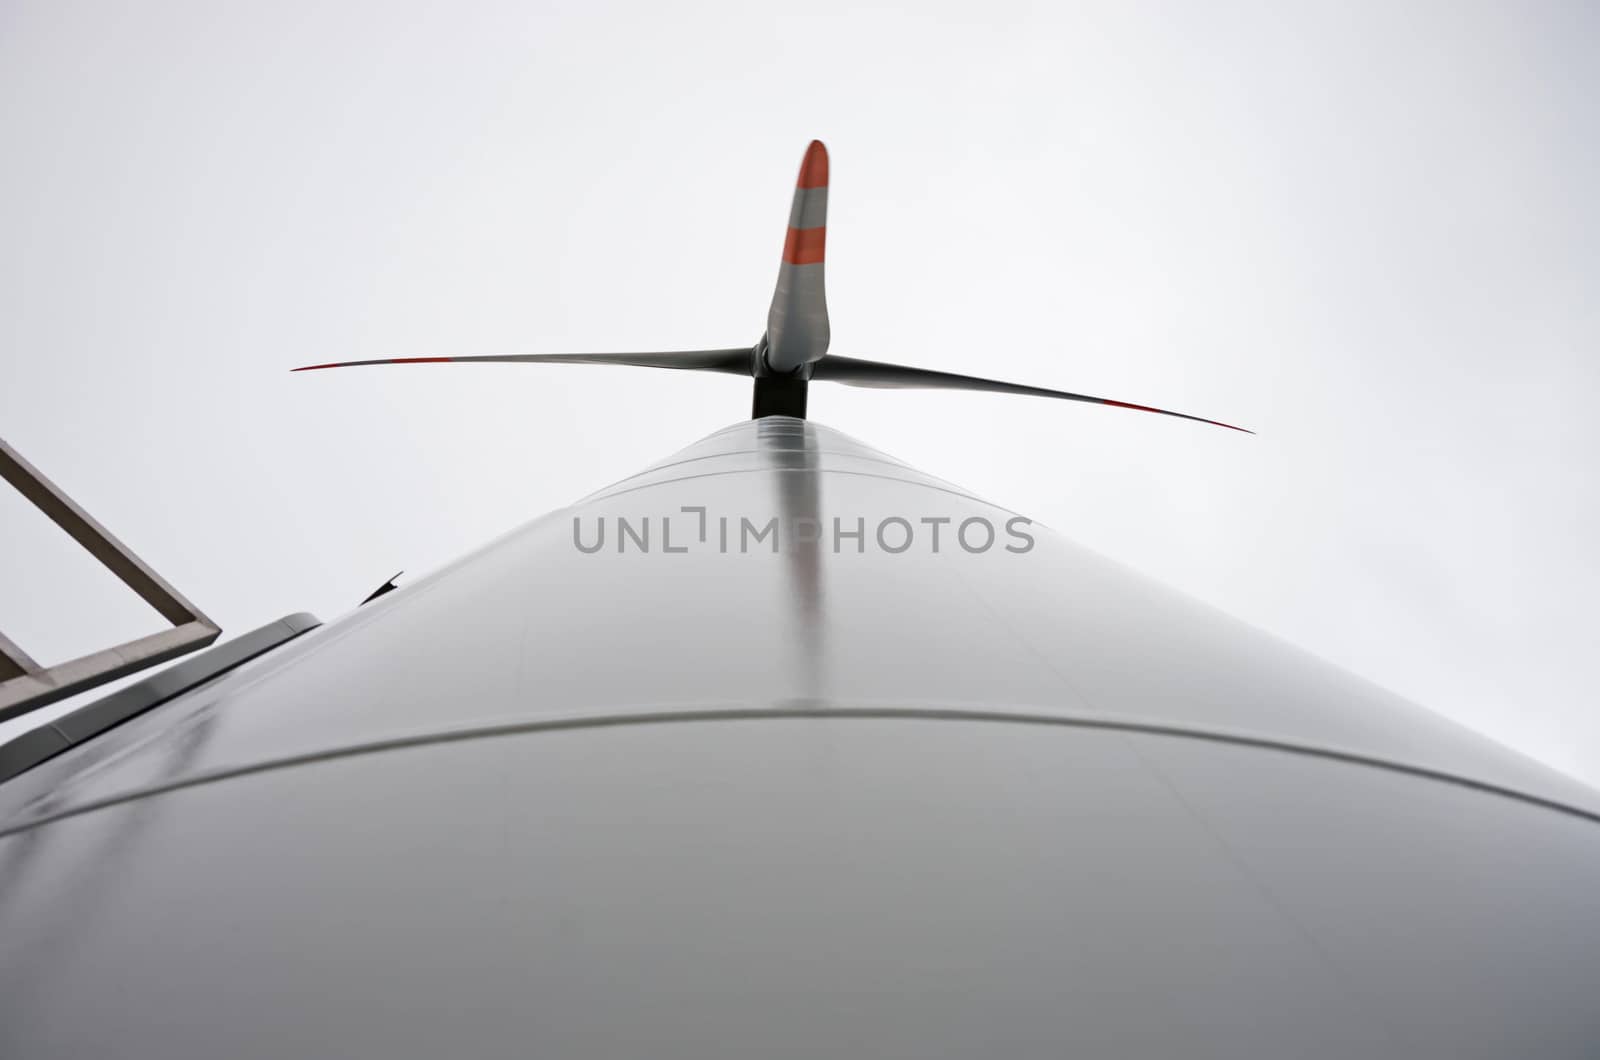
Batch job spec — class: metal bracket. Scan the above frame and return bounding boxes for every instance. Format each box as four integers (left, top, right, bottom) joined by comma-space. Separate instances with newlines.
0, 437, 220, 723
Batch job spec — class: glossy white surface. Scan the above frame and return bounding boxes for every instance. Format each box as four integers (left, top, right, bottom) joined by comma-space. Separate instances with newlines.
3, 419, 1592, 825
3, 419, 1598, 1058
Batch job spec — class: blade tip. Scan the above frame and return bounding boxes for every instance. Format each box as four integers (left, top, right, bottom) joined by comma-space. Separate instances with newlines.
798, 140, 829, 188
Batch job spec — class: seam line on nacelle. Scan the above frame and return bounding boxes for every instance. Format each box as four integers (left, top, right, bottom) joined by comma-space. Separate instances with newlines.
578, 467, 1027, 517
2, 706, 1598, 839
581, 448, 958, 499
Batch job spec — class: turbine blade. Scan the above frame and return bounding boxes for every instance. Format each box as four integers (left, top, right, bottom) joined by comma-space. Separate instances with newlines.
293, 349, 755, 375
765, 140, 831, 372
811, 356, 1253, 433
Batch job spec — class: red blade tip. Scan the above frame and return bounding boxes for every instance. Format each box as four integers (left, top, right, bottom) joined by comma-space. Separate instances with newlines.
291, 357, 455, 372
797, 140, 829, 188
1103, 399, 1253, 433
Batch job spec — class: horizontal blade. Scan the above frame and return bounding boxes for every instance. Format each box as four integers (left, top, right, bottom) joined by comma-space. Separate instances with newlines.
293, 349, 755, 375
811, 356, 1252, 433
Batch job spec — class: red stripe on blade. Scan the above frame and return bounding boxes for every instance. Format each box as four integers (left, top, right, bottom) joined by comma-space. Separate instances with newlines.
796, 140, 829, 188
782, 226, 826, 265
1104, 399, 1163, 414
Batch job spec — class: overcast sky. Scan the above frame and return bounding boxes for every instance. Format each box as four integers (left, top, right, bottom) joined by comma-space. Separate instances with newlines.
1, 1, 1596, 784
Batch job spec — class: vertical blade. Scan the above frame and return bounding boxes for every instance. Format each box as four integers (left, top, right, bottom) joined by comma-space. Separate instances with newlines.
765, 140, 831, 373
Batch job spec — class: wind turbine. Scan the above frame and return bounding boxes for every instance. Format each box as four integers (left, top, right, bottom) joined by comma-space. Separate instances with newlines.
293, 141, 1250, 433
3, 141, 1597, 1060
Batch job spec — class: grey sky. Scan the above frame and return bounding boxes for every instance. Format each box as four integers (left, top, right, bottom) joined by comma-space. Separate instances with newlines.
2, 1, 1596, 783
